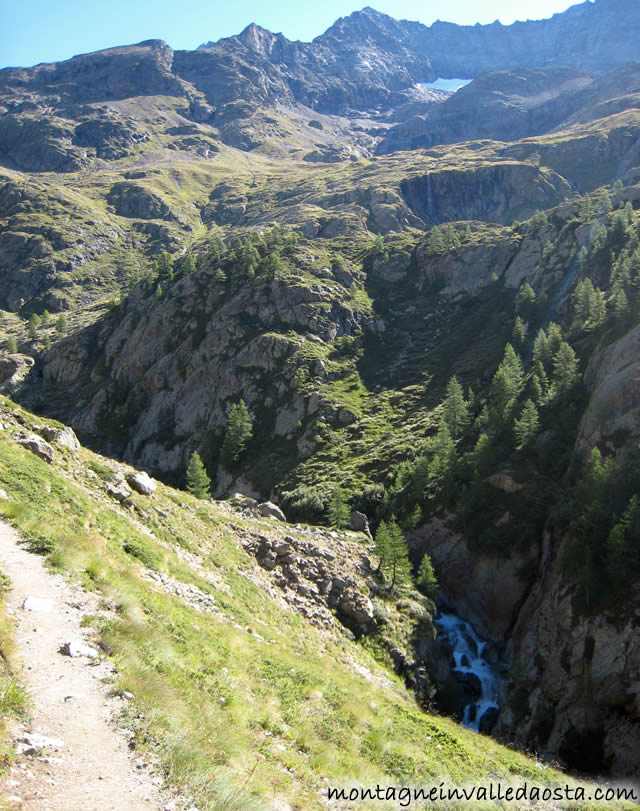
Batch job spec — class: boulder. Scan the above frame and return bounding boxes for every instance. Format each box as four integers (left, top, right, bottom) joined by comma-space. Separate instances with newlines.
41, 425, 80, 452
126, 471, 156, 496
337, 586, 375, 629
17, 433, 54, 463
349, 510, 371, 536
107, 481, 133, 502
257, 501, 286, 522
21, 596, 54, 613
59, 640, 99, 659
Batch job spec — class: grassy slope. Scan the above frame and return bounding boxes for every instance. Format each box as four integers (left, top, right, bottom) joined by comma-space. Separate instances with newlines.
0, 397, 616, 809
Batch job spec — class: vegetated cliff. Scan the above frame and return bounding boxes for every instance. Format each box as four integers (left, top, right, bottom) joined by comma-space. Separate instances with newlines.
3, 0, 640, 785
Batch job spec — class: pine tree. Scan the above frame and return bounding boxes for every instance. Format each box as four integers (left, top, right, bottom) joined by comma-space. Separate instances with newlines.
442, 375, 469, 438
56, 314, 68, 335
262, 251, 282, 280
514, 399, 539, 449
155, 251, 174, 283
426, 422, 457, 498
181, 249, 197, 275
552, 341, 579, 392
327, 487, 350, 528
489, 343, 523, 423
417, 554, 439, 600
515, 282, 536, 317
220, 401, 253, 467
512, 316, 526, 347
386, 517, 411, 592
28, 313, 41, 340
186, 451, 211, 499
374, 519, 391, 574
426, 226, 445, 255
5, 336, 17, 353
473, 433, 493, 475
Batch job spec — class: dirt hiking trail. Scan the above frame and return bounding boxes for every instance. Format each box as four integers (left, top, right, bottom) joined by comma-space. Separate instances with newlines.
0, 520, 177, 810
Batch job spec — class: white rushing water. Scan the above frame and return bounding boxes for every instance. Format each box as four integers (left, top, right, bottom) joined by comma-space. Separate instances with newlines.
435, 613, 501, 731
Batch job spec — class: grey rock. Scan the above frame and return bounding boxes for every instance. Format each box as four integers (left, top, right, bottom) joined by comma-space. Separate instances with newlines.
126, 471, 157, 495
17, 433, 54, 464
107, 481, 132, 501
273, 540, 293, 557
349, 510, 371, 535
41, 425, 80, 452
21, 596, 54, 613
17, 732, 64, 754
338, 586, 375, 628
60, 640, 99, 659
257, 501, 286, 522
260, 552, 277, 570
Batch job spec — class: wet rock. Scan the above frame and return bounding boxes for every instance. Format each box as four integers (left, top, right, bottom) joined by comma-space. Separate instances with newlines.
17, 433, 54, 464
126, 471, 156, 496
478, 706, 499, 734
257, 501, 286, 521
452, 670, 482, 698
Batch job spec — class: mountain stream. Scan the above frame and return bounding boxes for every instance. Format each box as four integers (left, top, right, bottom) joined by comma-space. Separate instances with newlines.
435, 613, 501, 731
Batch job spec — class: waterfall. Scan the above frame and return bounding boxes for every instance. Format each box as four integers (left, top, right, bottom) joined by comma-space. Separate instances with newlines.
427, 172, 441, 225
435, 613, 501, 732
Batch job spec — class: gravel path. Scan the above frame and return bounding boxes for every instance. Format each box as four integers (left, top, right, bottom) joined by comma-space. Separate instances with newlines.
0, 520, 172, 810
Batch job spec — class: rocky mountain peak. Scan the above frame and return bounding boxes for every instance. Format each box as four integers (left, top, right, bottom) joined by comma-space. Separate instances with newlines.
237, 23, 281, 56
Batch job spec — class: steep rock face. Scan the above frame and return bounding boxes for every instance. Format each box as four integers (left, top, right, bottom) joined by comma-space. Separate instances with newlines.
409, 516, 537, 641
496, 525, 640, 776
577, 323, 640, 452
401, 164, 572, 226
40, 268, 367, 481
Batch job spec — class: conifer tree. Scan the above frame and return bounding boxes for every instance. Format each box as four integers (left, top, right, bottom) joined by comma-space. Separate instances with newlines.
552, 341, 579, 392
514, 399, 539, 449
442, 375, 469, 438
385, 517, 411, 592
186, 451, 211, 499
28, 313, 40, 340
155, 251, 174, 283
512, 316, 526, 347
426, 225, 445, 255
220, 401, 253, 467
56, 314, 68, 335
327, 486, 350, 528
417, 554, 439, 600
374, 519, 391, 574
181, 249, 197, 275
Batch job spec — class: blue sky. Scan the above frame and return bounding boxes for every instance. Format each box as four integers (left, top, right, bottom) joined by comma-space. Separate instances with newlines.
1, 0, 583, 69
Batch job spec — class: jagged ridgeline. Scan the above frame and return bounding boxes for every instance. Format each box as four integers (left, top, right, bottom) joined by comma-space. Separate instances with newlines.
2, 0, 640, 783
